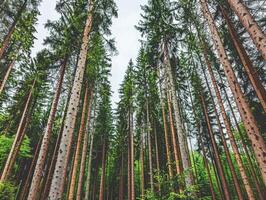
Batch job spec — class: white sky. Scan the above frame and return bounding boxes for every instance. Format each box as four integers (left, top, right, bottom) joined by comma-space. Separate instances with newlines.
32, 0, 147, 108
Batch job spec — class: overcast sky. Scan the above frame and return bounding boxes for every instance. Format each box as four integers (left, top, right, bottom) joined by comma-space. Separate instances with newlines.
32, 0, 147, 108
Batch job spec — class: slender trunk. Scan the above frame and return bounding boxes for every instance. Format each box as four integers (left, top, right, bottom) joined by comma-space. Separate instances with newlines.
130, 108, 135, 200
189, 89, 216, 199
0, 0, 27, 59
220, 5, 266, 111
199, 134, 217, 200
154, 124, 161, 193
28, 57, 67, 200
48, 1, 94, 198
200, 92, 231, 200
200, 0, 266, 186
0, 79, 35, 181
127, 134, 131, 200
200, 61, 244, 199
202, 44, 255, 199
163, 42, 192, 185
0, 59, 15, 95
146, 102, 154, 193
68, 85, 89, 200
19, 136, 42, 200
99, 140, 106, 200
158, 70, 173, 179
76, 88, 94, 200
227, 0, 266, 60
140, 129, 145, 199
219, 73, 265, 199
84, 101, 97, 200
166, 91, 181, 175
119, 154, 124, 200
41, 99, 68, 200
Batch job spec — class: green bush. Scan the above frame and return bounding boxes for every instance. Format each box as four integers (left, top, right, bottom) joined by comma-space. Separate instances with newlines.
0, 182, 16, 200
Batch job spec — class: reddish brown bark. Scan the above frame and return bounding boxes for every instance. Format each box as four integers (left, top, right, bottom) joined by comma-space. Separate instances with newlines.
99, 140, 107, 200
140, 128, 145, 199
68, 85, 89, 199
202, 43, 255, 199
200, 92, 230, 200
48, 0, 94, 198
227, 0, 266, 60
166, 91, 181, 175
0, 0, 27, 59
200, 61, 244, 200
0, 79, 35, 181
0, 59, 16, 95
76, 88, 94, 200
28, 57, 67, 199
220, 5, 266, 112
200, 0, 266, 186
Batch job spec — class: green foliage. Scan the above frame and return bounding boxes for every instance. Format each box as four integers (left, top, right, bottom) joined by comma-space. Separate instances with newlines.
0, 182, 16, 200
0, 134, 32, 168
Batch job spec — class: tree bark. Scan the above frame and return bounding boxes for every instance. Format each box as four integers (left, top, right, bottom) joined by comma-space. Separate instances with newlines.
200, 60, 244, 200
0, 59, 16, 95
99, 140, 106, 200
0, 79, 35, 181
166, 90, 181, 175
140, 128, 145, 199
218, 72, 265, 199
163, 41, 192, 185
154, 124, 161, 193
84, 100, 97, 200
227, 0, 266, 60
76, 88, 94, 200
130, 107, 135, 200
200, 92, 231, 200
200, 0, 266, 186
0, 0, 27, 59
48, 0, 94, 198
28, 57, 67, 200
202, 43, 255, 199
68, 84, 89, 200
19, 136, 42, 200
220, 5, 266, 112
158, 69, 173, 179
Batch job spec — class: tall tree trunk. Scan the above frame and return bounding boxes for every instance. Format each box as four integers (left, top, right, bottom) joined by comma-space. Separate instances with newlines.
200, 0, 266, 185
68, 84, 89, 200
189, 88, 217, 199
166, 91, 181, 175
76, 88, 94, 200
0, 0, 27, 59
119, 153, 124, 200
199, 134, 217, 200
220, 5, 266, 111
0, 79, 35, 181
41, 99, 68, 200
202, 43, 255, 199
218, 72, 265, 199
200, 61, 244, 199
163, 41, 192, 185
99, 140, 106, 200
0, 59, 16, 95
140, 128, 145, 199
127, 133, 131, 200
158, 70, 173, 179
28, 57, 67, 199
200, 92, 231, 200
19, 136, 42, 200
146, 102, 154, 193
226, 0, 266, 60
130, 107, 135, 200
154, 124, 161, 193
48, 1, 94, 198
84, 101, 97, 200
